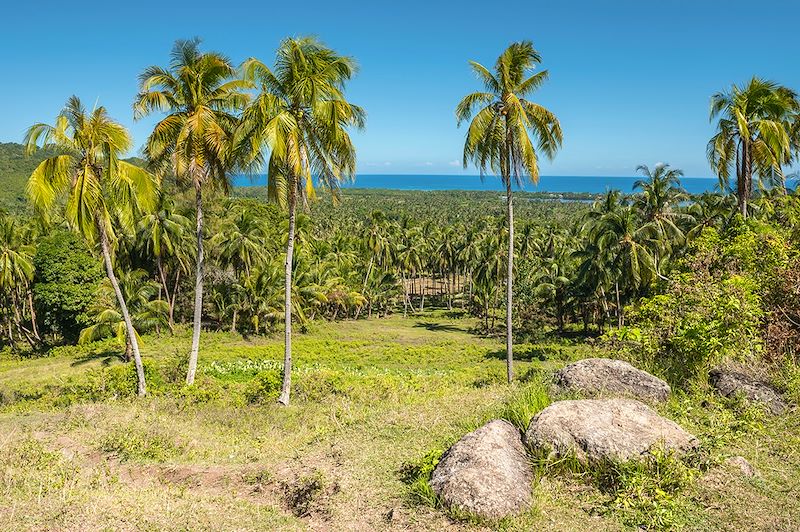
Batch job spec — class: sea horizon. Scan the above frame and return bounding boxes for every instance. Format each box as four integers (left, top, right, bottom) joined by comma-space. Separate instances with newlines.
234, 173, 733, 194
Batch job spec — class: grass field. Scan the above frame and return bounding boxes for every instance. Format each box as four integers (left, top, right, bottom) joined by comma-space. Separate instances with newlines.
1, 312, 798, 531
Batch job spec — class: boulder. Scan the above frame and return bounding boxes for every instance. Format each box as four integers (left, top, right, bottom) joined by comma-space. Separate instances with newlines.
430, 419, 532, 519
555, 358, 670, 402
709, 369, 788, 415
725, 456, 757, 478
525, 398, 698, 462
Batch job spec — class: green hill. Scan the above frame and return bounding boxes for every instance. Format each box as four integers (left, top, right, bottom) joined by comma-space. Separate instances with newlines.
0, 142, 56, 211
0, 143, 148, 212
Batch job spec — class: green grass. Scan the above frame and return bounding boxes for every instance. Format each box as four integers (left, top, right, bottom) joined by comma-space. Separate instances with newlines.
0, 313, 797, 531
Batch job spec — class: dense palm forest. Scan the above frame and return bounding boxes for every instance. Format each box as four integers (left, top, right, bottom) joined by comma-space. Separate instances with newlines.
1, 37, 799, 404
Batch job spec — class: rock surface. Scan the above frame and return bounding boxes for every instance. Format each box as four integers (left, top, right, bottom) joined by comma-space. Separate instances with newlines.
709, 369, 788, 415
555, 358, 671, 402
525, 398, 698, 462
430, 419, 532, 519
725, 456, 757, 478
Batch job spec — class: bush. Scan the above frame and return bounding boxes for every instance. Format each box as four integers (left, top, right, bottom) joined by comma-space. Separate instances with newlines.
496, 380, 551, 432
245, 370, 282, 403
400, 448, 443, 506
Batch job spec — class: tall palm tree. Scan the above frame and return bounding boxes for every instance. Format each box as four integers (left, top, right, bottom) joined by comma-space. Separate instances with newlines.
80, 269, 169, 360
25, 96, 157, 396
633, 163, 691, 271
456, 41, 563, 383
134, 38, 250, 385
594, 206, 656, 326
0, 215, 37, 346
239, 37, 364, 405
137, 193, 191, 330
708, 77, 799, 218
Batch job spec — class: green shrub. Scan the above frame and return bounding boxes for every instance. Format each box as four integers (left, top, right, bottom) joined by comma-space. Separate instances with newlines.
496, 380, 551, 432
245, 370, 282, 403
400, 448, 443, 506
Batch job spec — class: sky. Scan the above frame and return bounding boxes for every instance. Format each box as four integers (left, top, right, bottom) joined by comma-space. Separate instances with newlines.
3, 0, 800, 177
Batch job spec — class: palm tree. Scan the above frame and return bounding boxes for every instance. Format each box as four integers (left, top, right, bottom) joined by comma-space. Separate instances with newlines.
708, 77, 799, 218
80, 269, 169, 360
137, 193, 191, 330
134, 38, 250, 385
239, 37, 364, 405
594, 206, 656, 326
25, 96, 157, 396
633, 163, 691, 271
0, 215, 37, 347
456, 41, 563, 383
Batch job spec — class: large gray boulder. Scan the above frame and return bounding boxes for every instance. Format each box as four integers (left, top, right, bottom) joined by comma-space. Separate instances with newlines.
525, 399, 698, 462
709, 369, 788, 415
430, 419, 532, 519
555, 358, 670, 402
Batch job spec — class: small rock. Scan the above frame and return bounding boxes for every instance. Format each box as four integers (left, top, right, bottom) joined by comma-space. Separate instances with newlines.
430, 420, 532, 519
726, 456, 757, 478
555, 358, 671, 402
525, 398, 699, 462
709, 369, 788, 415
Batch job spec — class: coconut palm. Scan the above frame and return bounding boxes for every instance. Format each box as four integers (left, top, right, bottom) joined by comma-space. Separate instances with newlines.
134, 38, 250, 385
633, 163, 691, 271
0, 215, 37, 346
708, 77, 799, 218
456, 41, 563, 382
594, 206, 656, 326
137, 193, 191, 329
239, 37, 365, 405
80, 269, 169, 360
24, 96, 157, 396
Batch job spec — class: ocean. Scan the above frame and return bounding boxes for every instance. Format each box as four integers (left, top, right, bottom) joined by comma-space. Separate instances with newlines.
233, 174, 799, 195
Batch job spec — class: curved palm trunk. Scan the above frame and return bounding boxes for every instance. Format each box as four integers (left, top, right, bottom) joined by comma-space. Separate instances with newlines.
278, 179, 298, 406
186, 182, 204, 385
100, 227, 146, 396
505, 180, 514, 384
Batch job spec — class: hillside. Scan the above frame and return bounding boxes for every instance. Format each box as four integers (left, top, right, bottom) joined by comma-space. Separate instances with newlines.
0, 143, 147, 211
0, 142, 55, 211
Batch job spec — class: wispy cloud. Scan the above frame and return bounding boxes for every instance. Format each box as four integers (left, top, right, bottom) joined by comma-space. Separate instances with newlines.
448, 160, 460, 167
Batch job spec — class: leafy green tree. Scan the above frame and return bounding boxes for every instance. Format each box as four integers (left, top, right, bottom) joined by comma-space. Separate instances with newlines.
25, 96, 157, 396
32, 231, 102, 342
708, 77, 799, 218
240, 37, 364, 405
456, 41, 563, 382
135, 39, 250, 385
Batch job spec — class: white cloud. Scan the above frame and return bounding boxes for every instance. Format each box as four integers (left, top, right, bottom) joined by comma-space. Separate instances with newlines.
448, 160, 460, 167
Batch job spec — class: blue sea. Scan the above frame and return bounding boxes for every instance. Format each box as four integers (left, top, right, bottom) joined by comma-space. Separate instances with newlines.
233, 174, 797, 195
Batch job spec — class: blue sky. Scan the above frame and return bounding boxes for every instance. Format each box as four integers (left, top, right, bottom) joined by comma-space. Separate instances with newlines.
3, 0, 800, 177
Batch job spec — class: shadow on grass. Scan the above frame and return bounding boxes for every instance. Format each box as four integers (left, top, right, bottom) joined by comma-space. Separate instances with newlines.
483, 345, 562, 362
70, 350, 126, 367
412, 321, 466, 334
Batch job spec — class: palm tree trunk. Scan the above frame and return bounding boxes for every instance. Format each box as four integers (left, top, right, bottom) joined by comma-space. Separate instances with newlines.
615, 281, 623, 328
186, 182, 204, 385
505, 180, 514, 384
170, 269, 180, 327
278, 179, 297, 406
156, 256, 174, 331
100, 227, 146, 397
27, 292, 40, 341
739, 140, 749, 218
